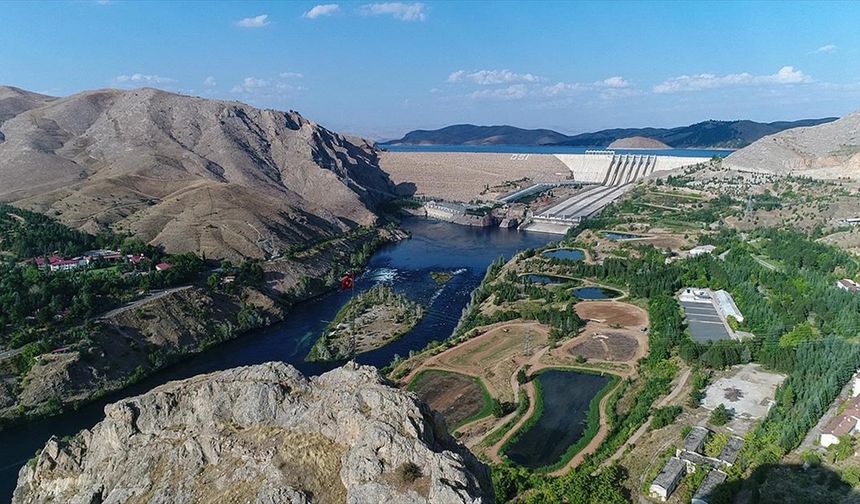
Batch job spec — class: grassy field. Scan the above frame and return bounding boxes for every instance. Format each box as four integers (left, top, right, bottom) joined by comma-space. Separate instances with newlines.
408, 368, 495, 431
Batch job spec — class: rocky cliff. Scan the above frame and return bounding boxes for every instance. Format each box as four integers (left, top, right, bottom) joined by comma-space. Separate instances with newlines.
724, 109, 860, 178
0, 86, 396, 261
12, 362, 493, 504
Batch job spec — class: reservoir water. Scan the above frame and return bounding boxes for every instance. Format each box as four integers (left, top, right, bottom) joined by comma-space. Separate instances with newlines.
385, 144, 732, 158
0, 219, 553, 500
505, 369, 612, 469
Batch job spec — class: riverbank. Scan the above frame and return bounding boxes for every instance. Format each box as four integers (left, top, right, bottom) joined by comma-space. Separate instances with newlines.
0, 225, 406, 431
0, 219, 554, 500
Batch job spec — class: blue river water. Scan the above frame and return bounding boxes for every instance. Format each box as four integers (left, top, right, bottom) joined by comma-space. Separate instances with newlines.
384, 143, 732, 158
0, 219, 554, 500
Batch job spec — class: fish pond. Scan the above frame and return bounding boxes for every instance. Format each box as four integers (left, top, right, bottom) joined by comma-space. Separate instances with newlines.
522, 274, 576, 285
505, 369, 614, 469
541, 248, 585, 261
602, 231, 645, 241
573, 286, 622, 299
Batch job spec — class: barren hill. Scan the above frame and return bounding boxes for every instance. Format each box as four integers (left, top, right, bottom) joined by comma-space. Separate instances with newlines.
12, 363, 492, 504
724, 110, 860, 178
0, 86, 396, 260
607, 136, 670, 149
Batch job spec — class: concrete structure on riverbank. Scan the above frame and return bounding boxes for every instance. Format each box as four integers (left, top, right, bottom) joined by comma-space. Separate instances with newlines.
520, 151, 709, 234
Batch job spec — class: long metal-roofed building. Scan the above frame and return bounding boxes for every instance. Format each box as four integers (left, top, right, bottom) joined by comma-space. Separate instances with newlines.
677, 288, 745, 343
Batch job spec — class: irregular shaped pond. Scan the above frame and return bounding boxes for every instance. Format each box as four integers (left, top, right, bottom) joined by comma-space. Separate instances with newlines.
505, 369, 612, 469
603, 231, 644, 240
573, 286, 622, 299
522, 274, 573, 285
542, 248, 585, 261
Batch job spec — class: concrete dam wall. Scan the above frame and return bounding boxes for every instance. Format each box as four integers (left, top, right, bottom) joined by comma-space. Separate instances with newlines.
522, 151, 709, 234
553, 151, 710, 186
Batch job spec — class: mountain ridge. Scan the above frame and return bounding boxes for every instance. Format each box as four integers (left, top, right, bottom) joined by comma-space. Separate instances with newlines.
0, 85, 396, 261
383, 117, 838, 149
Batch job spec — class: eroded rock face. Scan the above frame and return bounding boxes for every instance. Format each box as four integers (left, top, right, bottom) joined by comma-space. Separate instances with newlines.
12, 362, 493, 504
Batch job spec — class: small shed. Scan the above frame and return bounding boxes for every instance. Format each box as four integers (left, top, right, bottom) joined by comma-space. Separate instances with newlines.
649, 457, 686, 502
692, 469, 728, 504
684, 426, 710, 454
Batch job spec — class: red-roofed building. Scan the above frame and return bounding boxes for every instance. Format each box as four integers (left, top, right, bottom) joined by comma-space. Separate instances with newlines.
155, 262, 172, 271
128, 254, 146, 265
821, 394, 860, 447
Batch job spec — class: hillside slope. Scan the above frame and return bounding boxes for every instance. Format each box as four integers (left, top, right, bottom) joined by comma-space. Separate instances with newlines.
12, 363, 493, 504
0, 86, 396, 260
385, 124, 569, 146
385, 118, 836, 149
724, 110, 860, 178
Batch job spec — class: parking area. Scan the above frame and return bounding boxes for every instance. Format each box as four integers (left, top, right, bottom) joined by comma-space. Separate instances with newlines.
702, 364, 786, 431
681, 301, 731, 343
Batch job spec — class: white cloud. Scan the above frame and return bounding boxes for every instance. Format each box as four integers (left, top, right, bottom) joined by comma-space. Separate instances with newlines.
304, 4, 340, 19
361, 2, 426, 22
203, 76, 217, 87
231, 77, 269, 93
447, 69, 540, 85
469, 84, 528, 101
540, 82, 585, 97
113, 73, 176, 85
816, 44, 837, 54
597, 76, 632, 88
237, 14, 270, 28
230, 74, 306, 98
653, 66, 812, 93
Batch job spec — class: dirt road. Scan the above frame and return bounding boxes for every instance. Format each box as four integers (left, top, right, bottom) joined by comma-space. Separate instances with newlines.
96, 286, 192, 320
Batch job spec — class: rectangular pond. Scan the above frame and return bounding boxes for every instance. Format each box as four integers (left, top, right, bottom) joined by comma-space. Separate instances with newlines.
505, 369, 612, 469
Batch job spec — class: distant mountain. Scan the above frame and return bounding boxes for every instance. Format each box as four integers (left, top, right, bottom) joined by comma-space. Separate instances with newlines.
385, 124, 569, 146
384, 118, 838, 149
725, 109, 860, 178
0, 86, 396, 260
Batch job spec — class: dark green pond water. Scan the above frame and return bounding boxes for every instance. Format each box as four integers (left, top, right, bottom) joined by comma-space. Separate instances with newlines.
506, 369, 611, 469
603, 231, 643, 240
522, 274, 574, 285
542, 248, 585, 261
573, 286, 622, 299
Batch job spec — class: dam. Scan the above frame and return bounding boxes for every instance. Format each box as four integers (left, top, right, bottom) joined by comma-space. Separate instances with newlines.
520, 150, 709, 234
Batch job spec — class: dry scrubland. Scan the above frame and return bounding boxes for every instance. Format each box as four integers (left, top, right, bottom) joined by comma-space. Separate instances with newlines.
379, 151, 572, 202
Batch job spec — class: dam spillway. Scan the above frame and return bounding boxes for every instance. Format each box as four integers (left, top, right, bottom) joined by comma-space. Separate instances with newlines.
521, 150, 709, 234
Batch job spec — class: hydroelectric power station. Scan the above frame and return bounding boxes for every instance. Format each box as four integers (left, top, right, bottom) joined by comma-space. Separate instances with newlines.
517, 150, 710, 234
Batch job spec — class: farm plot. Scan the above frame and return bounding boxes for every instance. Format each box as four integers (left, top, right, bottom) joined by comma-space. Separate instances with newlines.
408, 369, 492, 430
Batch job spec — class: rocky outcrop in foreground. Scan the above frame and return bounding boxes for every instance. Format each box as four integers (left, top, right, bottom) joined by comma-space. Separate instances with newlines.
13, 362, 493, 504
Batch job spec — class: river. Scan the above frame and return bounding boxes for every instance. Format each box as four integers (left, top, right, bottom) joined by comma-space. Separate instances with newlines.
0, 218, 554, 500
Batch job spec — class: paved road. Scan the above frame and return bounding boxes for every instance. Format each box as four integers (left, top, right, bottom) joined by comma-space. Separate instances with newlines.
96, 286, 192, 320
0, 347, 23, 362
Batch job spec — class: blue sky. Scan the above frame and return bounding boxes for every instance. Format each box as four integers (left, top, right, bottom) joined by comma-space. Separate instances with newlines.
1, 1, 858, 139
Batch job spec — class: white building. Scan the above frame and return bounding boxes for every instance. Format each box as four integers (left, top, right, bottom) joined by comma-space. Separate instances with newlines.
714, 289, 744, 324
689, 245, 717, 257
836, 279, 860, 293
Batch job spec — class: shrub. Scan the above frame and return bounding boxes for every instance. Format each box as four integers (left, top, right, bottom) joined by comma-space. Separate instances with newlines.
709, 404, 731, 426
396, 461, 422, 483
650, 405, 682, 430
